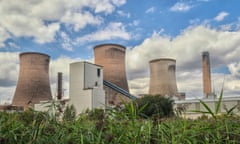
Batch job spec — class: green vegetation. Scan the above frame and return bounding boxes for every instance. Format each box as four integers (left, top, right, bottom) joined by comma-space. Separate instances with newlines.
192, 81, 239, 119
0, 95, 240, 143
133, 95, 174, 118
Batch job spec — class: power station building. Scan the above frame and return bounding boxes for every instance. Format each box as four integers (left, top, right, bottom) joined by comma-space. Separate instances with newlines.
12, 52, 52, 109
69, 62, 105, 115
149, 58, 178, 97
94, 44, 129, 105
202, 51, 212, 98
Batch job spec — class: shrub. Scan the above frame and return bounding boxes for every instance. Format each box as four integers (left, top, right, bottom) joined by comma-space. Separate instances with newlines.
133, 95, 174, 118
62, 104, 76, 121
85, 108, 105, 120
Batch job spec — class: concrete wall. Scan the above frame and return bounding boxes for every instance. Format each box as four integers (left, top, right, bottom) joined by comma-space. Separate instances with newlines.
175, 97, 240, 119
69, 62, 105, 115
83, 62, 103, 89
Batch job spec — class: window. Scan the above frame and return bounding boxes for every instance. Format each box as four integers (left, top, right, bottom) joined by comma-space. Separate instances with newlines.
97, 68, 101, 77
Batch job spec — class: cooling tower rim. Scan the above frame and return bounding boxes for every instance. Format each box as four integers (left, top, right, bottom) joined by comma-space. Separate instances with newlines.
202, 51, 209, 56
20, 52, 50, 58
93, 43, 126, 49
149, 58, 176, 63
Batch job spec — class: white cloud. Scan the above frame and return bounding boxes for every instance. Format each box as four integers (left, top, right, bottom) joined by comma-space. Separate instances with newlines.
35, 23, 60, 43
132, 20, 140, 26
146, 7, 155, 14
0, 53, 19, 87
228, 62, 240, 78
61, 11, 102, 32
0, 0, 126, 46
170, 2, 193, 12
189, 18, 201, 25
128, 77, 149, 96
88, 0, 126, 14
214, 11, 229, 22
0, 27, 10, 48
0, 52, 19, 103
117, 10, 130, 18
8, 42, 20, 49
76, 22, 131, 43
112, 0, 126, 6
91, 0, 115, 14
0, 0, 60, 43
60, 32, 74, 51
126, 25, 240, 97
0, 86, 16, 104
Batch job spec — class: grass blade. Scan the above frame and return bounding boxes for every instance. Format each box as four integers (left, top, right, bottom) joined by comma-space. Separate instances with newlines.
199, 99, 215, 119
215, 87, 223, 114
226, 104, 238, 115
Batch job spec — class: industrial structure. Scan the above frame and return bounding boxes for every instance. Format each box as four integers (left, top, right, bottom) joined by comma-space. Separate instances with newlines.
69, 62, 105, 115
175, 96, 240, 119
202, 51, 212, 98
4, 48, 239, 119
94, 44, 129, 105
12, 52, 52, 109
149, 58, 178, 96
57, 72, 63, 100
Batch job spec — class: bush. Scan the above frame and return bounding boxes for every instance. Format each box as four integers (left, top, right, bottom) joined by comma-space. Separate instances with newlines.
85, 108, 105, 120
62, 104, 76, 121
134, 95, 174, 118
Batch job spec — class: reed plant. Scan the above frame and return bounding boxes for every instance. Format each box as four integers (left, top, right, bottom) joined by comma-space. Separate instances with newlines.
1, 97, 240, 143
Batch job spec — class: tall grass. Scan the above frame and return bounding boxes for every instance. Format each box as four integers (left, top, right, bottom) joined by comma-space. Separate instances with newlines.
1, 103, 240, 143
193, 79, 239, 119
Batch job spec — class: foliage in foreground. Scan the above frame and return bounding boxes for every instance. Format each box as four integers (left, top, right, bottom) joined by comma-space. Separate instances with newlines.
1, 107, 240, 144
132, 95, 174, 118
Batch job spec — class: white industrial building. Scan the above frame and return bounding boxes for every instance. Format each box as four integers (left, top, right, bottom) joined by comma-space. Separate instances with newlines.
68, 61, 105, 115
175, 96, 240, 119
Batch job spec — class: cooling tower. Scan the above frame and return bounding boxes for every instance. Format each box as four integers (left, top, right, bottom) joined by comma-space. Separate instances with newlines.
149, 58, 178, 96
12, 52, 52, 109
202, 51, 212, 98
94, 44, 129, 105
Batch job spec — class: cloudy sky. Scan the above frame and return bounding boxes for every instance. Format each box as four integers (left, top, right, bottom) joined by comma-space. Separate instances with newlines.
0, 0, 240, 103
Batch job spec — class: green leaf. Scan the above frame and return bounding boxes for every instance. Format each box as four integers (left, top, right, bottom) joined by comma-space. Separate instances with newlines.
191, 110, 212, 114
226, 104, 238, 115
199, 99, 215, 119
215, 87, 223, 114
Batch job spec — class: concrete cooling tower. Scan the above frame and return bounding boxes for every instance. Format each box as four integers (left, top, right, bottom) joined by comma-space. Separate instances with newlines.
149, 58, 178, 96
94, 44, 129, 105
12, 52, 52, 109
202, 51, 212, 98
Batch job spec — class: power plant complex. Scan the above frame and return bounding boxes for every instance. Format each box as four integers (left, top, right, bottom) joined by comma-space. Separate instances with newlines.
9, 46, 181, 113
1, 43, 238, 118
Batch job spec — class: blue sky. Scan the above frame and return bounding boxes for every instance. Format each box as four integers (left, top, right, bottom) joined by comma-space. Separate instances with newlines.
0, 0, 240, 103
